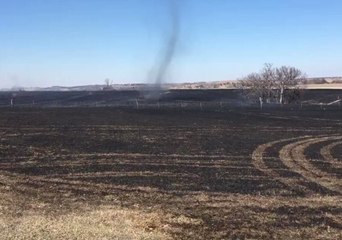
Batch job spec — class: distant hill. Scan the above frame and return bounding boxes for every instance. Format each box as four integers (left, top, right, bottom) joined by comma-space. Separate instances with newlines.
1, 77, 341, 92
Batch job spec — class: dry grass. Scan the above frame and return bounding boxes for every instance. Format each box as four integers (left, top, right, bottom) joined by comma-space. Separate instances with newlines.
1, 172, 342, 239
0, 207, 171, 240
0, 185, 171, 240
180, 193, 342, 239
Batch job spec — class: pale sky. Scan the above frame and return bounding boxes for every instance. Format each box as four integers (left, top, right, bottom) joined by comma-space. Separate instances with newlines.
1, 0, 341, 88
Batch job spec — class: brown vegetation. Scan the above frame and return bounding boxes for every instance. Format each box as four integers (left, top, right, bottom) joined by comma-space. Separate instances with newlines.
0, 107, 341, 239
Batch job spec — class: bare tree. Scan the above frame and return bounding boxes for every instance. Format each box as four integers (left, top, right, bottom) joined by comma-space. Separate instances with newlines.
236, 64, 305, 105
236, 64, 276, 103
274, 66, 305, 104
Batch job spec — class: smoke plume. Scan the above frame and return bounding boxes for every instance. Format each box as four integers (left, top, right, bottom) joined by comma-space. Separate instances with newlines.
154, 0, 179, 89
144, 0, 180, 100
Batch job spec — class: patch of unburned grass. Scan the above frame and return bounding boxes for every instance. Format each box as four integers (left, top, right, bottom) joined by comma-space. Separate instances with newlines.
0, 207, 171, 240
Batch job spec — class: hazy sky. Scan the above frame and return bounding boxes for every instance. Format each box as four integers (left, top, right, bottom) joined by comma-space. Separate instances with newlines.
0, 0, 341, 88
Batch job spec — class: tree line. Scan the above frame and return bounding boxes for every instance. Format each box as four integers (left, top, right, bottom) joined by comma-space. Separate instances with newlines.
235, 64, 306, 105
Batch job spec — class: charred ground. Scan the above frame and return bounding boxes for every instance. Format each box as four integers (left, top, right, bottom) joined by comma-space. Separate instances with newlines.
0, 89, 341, 107
0, 93, 342, 239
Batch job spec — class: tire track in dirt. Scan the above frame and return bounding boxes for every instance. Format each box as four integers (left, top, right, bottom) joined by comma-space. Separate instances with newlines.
252, 135, 342, 195
0, 170, 163, 196
1, 129, 262, 196
279, 136, 342, 194
321, 141, 342, 168
252, 135, 342, 228
252, 136, 315, 195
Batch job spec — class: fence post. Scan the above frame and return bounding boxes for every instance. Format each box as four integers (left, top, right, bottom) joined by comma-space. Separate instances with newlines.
259, 97, 263, 110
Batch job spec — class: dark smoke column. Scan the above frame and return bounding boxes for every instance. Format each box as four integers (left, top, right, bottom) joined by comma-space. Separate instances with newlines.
145, 0, 180, 100
154, 1, 179, 90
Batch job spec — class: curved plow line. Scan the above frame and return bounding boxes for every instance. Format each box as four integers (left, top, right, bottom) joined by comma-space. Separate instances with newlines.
48, 172, 270, 181
0, 156, 251, 165
0, 151, 250, 159
0, 157, 252, 169
279, 136, 342, 195
251, 135, 315, 194
43, 171, 201, 179
0, 171, 162, 195
321, 141, 342, 168
0, 155, 252, 161
0, 171, 232, 197
0, 162, 248, 171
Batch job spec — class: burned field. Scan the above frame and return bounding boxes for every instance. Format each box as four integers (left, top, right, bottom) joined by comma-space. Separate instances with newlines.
0, 107, 341, 239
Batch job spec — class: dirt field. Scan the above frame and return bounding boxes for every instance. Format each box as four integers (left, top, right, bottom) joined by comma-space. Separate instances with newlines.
0, 107, 341, 239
